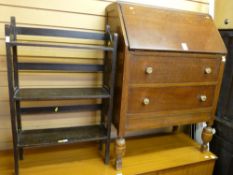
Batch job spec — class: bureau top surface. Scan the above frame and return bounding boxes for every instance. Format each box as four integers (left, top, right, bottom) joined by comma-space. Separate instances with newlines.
119, 3, 226, 54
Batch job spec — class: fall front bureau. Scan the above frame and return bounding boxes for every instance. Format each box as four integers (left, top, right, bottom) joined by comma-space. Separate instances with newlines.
106, 2, 227, 169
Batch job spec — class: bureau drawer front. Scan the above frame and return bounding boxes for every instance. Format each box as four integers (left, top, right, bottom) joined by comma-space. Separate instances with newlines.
126, 112, 212, 131
128, 86, 215, 113
129, 56, 221, 84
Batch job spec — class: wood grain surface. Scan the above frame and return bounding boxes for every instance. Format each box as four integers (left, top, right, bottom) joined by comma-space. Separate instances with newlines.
120, 3, 226, 53
128, 86, 215, 113
129, 54, 221, 84
106, 2, 225, 140
0, 133, 216, 175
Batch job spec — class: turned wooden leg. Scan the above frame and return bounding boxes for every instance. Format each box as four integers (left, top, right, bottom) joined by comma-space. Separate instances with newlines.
201, 124, 214, 152
115, 138, 126, 170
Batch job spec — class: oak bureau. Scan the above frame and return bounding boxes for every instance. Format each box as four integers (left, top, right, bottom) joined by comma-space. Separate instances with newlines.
106, 2, 227, 169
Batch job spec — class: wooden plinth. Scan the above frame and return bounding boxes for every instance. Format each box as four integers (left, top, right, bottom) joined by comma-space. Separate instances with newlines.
0, 133, 216, 175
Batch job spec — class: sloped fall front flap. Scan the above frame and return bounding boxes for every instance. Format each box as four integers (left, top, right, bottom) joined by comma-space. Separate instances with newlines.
119, 3, 226, 54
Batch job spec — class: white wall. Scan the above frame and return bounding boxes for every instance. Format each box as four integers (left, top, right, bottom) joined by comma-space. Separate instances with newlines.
119, 0, 210, 13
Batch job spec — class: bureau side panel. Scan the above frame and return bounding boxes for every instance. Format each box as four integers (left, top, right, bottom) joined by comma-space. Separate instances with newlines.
106, 4, 129, 136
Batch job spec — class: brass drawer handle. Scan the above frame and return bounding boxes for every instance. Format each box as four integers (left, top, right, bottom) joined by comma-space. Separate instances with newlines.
204, 67, 212, 74
200, 95, 207, 102
143, 98, 150, 105
145, 67, 153, 74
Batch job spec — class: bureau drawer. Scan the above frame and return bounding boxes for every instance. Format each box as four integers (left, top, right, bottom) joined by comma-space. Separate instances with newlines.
129, 56, 221, 84
126, 112, 212, 131
128, 86, 215, 113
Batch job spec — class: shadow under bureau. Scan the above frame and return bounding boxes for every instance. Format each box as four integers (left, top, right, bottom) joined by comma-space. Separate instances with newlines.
106, 2, 227, 169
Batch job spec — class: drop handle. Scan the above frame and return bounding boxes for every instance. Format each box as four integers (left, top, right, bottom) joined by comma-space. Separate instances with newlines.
204, 67, 212, 74
145, 67, 153, 74
200, 95, 207, 102
143, 98, 150, 105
